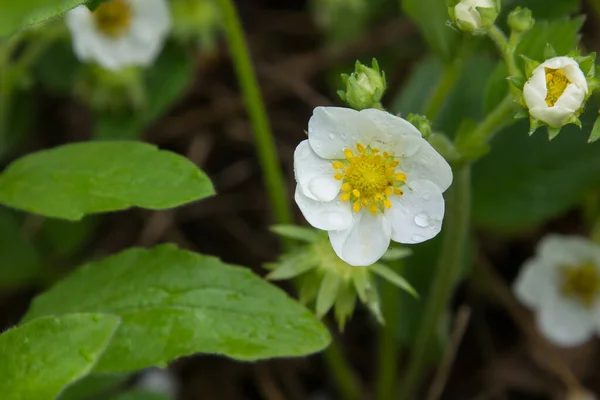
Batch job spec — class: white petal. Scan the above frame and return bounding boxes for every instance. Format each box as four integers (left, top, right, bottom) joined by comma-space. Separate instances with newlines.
537, 235, 600, 266
454, 2, 480, 27
295, 187, 353, 231
328, 212, 391, 266
513, 258, 557, 310
523, 69, 548, 110
537, 293, 595, 347
308, 107, 374, 159
294, 140, 341, 202
389, 180, 445, 244
540, 56, 579, 70
528, 106, 573, 127
357, 108, 422, 155
397, 139, 452, 192
555, 83, 586, 111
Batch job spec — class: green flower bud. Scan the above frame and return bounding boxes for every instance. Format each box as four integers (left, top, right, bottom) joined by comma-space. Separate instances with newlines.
74, 65, 146, 112
338, 59, 387, 111
171, 0, 221, 50
507, 7, 534, 33
448, 0, 500, 34
266, 225, 416, 331
407, 113, 432, 138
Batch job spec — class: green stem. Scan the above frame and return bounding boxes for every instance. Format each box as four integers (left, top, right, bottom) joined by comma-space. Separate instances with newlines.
323, 337, 363, 400
468, 95, 516, 145
215, 0, 293, 226
424, 61, 462, 121
487, 25, 520, 78
376, 266, 402, 400
397, 166, 471, 400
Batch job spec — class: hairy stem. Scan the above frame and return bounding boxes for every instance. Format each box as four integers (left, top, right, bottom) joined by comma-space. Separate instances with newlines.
216, 0, 293, 226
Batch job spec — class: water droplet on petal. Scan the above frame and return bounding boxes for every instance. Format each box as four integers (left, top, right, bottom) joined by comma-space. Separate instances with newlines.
422, 192, 431, 201
411, 233, 425, 242
414, 212, 429, 227
328, 133, 336, 140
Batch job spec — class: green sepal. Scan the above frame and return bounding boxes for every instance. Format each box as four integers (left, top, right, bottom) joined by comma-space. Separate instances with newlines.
477, 6, 499, 29
547, 126, 561, 140
316, 271, 342, 319
270, 225, 322, 243
507, 75, 525, 89
587, 77, 600, 92
588, 114, 600, 143
381, 247, 413, 261
507, 7, 534, 33
521, 55, 540, 77
266, 252, 318, 281
568, 115, 582, 129
529, 117, 543, 135
543, 43, 557, 60
334, 282, 357, 331
370, 263, 418, 298
298, 271, 322, 305
514, 109, 529, 119
352, 270, 383, 324
577, 53, 597, 77
337, 90, 346, 102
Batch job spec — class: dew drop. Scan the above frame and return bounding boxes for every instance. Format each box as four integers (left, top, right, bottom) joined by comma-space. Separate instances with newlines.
328, 133, 336, 140
422, 192, 431, 201
414, 213, 429, 227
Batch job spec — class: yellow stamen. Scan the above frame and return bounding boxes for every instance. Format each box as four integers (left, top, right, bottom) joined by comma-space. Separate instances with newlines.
394, 188, 404, 196
385, 187, 393, 197
383, 151, 390, 158
334, 173, 343, 180
342, 183, 352, 192
374, 193, 382, 201
344, 149, 354, 158
372, 148, 380, 153
395, 173, 407, 181
332, 161, 345, 170
341, 192, 351, 201
544, 68, 571, 107
390, 160, 399, 168
369, 204, 378, 214
352, 189, 360, 198
362, 198, 370, 206
384, 199, 392, 209
356, 143, 366, 153
353, 201, 361, 213
93, 0, 132, 38
560, 262, 600, 307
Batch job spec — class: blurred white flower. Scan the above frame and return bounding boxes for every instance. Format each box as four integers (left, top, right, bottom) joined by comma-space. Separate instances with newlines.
65, 0, 171, 71
523, 57, 588, 128
137, 367, 179, 399
453, 0, 497, 31
514, 235, 600, 347
294, 107, 452, 266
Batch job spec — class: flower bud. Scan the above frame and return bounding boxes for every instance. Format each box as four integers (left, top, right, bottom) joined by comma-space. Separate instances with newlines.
449, 0, 499, 34
338, 59, 387, 111
507, 7, 534, 33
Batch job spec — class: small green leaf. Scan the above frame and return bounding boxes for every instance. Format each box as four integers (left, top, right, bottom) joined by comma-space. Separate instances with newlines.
0, 141, 215, 220
370, 263, 418, 298
521, 55, 540, 76
0, 208, 43, 288
334, 282, 357, 331
517, 17, 584, 64
23, 245, 330, 371
543, 43, 557, 59
0, 313, 121, 400
59, 374, 128, 400
0, 0, 89, 36
266, 251, 318, 281
269, 225, 322, 242
298, 270, 322, 305
316, 271, 342, 319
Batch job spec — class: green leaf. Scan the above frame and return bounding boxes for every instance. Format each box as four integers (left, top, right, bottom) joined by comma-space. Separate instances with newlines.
517, 17, 584, 63
483, 64, 509, 113
0, 208, 43, 288
0, 313, 120, 400
590, 115, 600, 143
93, 44, 194, 140
401, 0, 460, 61
23, 245, 331, 372
0, 0, 90, 37
504, 0, 580, 19
0, 141, 215, 220
472, 107, 600, 231
59, 374, 128, 400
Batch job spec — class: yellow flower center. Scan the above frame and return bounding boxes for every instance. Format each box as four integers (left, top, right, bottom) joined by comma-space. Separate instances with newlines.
560, 262, 600, 308
545, 68, 570, 107
93, 0, 133, 38
332, 143, 406, 215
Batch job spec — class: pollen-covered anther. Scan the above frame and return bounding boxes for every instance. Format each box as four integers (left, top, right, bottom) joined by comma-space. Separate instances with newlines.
332, 143, 407, 214
545, 68, 571, 107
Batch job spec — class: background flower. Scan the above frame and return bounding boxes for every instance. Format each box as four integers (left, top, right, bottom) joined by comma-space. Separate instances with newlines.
65, 0, 172, 70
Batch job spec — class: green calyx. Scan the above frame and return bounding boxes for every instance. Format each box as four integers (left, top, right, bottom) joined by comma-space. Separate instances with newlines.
447, 0, 500, 35
507, 7, 534, 33
338, 58, 387, 111
266, 224, 416, 330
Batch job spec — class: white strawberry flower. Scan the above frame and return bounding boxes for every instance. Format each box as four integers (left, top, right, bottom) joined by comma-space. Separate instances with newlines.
523, 57, 588, 128
294, 107, 452, 267
514, 235, 600, 347
65, 0, 172, 71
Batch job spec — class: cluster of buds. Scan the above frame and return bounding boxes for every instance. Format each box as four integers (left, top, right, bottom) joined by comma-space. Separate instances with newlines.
338, 59, 387, 111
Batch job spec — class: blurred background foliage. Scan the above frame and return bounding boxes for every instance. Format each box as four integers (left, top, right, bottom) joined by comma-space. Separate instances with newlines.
3, 0, 600, 398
